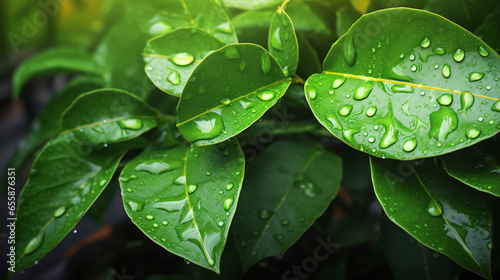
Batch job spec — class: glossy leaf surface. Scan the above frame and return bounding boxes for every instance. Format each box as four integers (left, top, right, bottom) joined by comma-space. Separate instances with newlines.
177, 44, 292, 145
13, 47, 103, 98
143, 28, 225, 97
124, 0, 237, 43
305, 8, 500, 160
268, 7, 298, 76
441, 136, 500, 197
371, 157, 493, 279
15, 136, 125, 271
119, 141, 245, 273
380, 215, 461, 280
7, 77, 103, 171
233, 140, 342, 269
222, 0, 282, 10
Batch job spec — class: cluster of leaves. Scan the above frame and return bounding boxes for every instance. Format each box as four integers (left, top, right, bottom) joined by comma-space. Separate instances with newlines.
9, 0, 500, 279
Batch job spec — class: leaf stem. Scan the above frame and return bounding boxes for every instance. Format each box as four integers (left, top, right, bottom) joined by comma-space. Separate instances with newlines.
292, 74, 305, 84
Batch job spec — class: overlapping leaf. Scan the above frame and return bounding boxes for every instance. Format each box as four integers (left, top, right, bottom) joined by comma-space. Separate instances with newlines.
12, 47, 103, 98
222, 0, 282, 10
119, 140, 245, 273
176, 44, 291, 145
268, 6, 298, 76
143, 28, 225, 97
233, 139, 342, 269
305, 8, 500, 160
441, 136, 500, 197
371, 157, 493, 279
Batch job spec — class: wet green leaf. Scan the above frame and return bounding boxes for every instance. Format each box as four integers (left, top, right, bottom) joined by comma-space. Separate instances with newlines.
123, 0, 237, 43
12, 47, 103, 98
268, 7, 298, 76
380, 215, 461, 280
119, 140, 245, 273
176, 44, 291, 145
61, 89, 158, 146
15, 136, 126, 271
305, 8, 500, 160
441, 136, 500, 197
222, 0, 282, 10
233, 139, 342, 270
7, 77, 103, 171
143, 28, 225, 97
371, 157, 493, 279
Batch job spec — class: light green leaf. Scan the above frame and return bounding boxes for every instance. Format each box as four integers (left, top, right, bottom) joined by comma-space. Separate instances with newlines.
123, 0, 237, 43
143, 28, 225, 97
222, 0, 282, 10
380, 215, 461, 280
12, 47, 103, 98
441, 136, 500, 197
61, 89, 158, 146
119, 140, 245, 273
268, 6, 298, 76
7, 77, 103, 171
15, 136, 126, 271
176, 44, 291, 145
371, 156, 493, 279
233, 139, 342, 270
305, 8, 500, 160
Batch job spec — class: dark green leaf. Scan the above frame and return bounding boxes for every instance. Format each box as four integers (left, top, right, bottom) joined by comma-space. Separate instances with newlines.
268, 7, 298, 76
123, 0, 237, 43
335, 5, 361, 38
233, 139, 342, 270
380, 215, 461, 280
119, 140, 245, 273
222, 0, 282, 10
297, 33, 322, 77
176, 44, 291, 145
441, 136, 500, 197
7, 77, 103, 171
143, 28, 225, 97
15, 136, 126, 271
61, 89, 158, 146
475, 5, 500, 54
305, 8, 500, 160
13, 47, 103, 98
328, 215, 375, 247
371, 156, 493, 279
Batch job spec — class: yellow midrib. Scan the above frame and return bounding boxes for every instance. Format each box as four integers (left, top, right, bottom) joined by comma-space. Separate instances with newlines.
324, 71, 499, 102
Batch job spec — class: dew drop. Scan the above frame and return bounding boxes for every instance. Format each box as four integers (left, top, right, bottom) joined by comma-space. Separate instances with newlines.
326, 114, 342, 131
342, 128, 360, 143
465, 128, 481, 139
125, 198, 145, 212
491, 100, 500, 112
366, 106, 377, 117
468, 72, 485, 82
281, 219, 289, 226
224, 197, 234, 211
169, 52, 194, 66
428, 107, 458, 141
379, 124, 398, 149
433, 47, 446, 55
258, 209, 272, 220
441, 64, 451, 78
453, 48, 465, 62
218, 221, 224, 227
162, 221, 169, 226
220, 98, 230, 105
148, 20, 173, 37
354, 82, 374, 100
391, 84, 414, 93
182, 112, 225, 141
332, 77, 347, 89
135, 159, 183, 175
338, 104, 353, 116
409, 54, 415, 61
261, 52, 271, 74
167, 70, 181, 85
402, 138, 417, 152
487, 242, 494, 250
270, 27, 283, 51
187, 184, 197, 194
368, 136, 375, 143
307, 89, 317, 100
478, 45, 489, 57
411, 64, 417, 72
146, 215, 154, 220
118, 118, 143, 130
226, 183, 234, 191
24, 231, 44, 255
173, 176, 186, 185
427, 199, 443, 217
343, 35, 356, 66
420, 37, 430, 48
224, 45, 240, 60
54, 206, 66, 218
274, 234, 285, 244
460, 91, 474, 111
437, 94, 453, 106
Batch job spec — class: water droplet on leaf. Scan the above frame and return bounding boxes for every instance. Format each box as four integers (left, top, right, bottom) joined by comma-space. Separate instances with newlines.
460, 91, 474, 111
169, 52, 194, 66
441, 64, 451, 78
24, 231, 44, 255
420, 37, 430, 48
468, 72, 485, 82
437, 94, 453, 106
453, 48, 465, 62
343, 35, 356, 66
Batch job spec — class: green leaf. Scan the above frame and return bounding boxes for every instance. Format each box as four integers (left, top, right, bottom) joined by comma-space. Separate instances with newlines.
232, 139, 342, 270
441, 136, 500, 197
335, 5, 361, 38
12, 47, 103, 98
119, 140, 245, 273
143, 28, 225, 97
7, 77, 103, 171
176, 44, 291, 145
222, 0, 282, 10
15, 135, 126, 271
475, 5, 500, 54
61, 89, 158, 146
296, 33, 322, 77
371, 156, 493, 279
380, 215, 461, 280
305, 8, 500, 160
268, 7, 298, 76
123, 0, 237, 43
